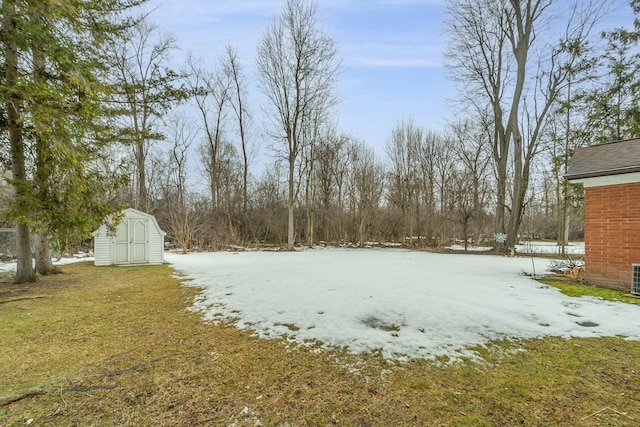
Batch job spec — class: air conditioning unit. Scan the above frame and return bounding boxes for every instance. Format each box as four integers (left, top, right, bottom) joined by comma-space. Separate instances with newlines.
633, 264, 640, 296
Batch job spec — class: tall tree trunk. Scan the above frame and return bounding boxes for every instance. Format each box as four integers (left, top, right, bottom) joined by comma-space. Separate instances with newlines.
358, 211, 368, 247
287, 153, 295, 250
493, 121, 509, 252
4, 0, 35, 283
505, 133, 524, 252
305, 153, 315, 248
243, 151, 248, 214
463, 218, 469, 251
13, 225, 34, 282
32, 36, 56, 276
563, 213, 570, 253
34, 234, 55, 275
136, 142, 147, 211
306, 206, 314, 248
506, 134, 533, 252
323, 194, 331, 242
305, 186, 314, 248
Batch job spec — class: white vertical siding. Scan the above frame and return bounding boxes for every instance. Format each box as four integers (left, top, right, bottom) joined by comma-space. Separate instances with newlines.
148, 226, 164, 264
93, 226, 113, 266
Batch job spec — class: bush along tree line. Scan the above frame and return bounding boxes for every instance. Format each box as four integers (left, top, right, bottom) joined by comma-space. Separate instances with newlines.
2, 0, 640, 283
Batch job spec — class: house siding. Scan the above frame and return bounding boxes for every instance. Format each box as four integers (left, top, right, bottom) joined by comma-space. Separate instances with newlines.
584, 182, 640, 290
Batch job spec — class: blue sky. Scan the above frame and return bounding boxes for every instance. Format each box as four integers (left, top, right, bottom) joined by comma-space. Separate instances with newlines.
144, 0, 450, 157
144, 0, 633, 159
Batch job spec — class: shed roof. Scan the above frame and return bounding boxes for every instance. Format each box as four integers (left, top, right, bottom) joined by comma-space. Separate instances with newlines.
565, 138, 640, 180
92, 207, 166, 237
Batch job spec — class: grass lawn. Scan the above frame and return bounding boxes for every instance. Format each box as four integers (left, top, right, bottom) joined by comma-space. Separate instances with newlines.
1, 262, 639, 426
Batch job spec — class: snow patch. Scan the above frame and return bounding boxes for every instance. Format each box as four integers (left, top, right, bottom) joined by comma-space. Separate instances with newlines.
165, 248, 639, 361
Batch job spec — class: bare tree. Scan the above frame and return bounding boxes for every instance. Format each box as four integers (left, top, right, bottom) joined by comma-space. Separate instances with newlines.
300, 110, 330, 248
433, 136, 458, 240
256, 0, 341, 250
348, 141, 385, 246
450, 121, 493, 249
314, 131, 350, 242
154, 115, 198, 253
450, 168, 476, 250
166, 115, 196, 207
250, 161, 288, 244
184, 54, 231, 211
386, 118, 421, 245
445, 0, 605, 252
197, 138, 243, 241
110, 21, 181, 211
385, 120, 455, 246
302, 131, 317, 248
222, 45, 253, 214
414, 130, 440, 245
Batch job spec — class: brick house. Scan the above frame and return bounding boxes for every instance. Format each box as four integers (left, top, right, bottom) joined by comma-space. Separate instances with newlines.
566, 138, 640, 292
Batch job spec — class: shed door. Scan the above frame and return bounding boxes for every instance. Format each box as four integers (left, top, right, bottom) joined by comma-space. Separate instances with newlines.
114, 221, 130, 264
130, 219, 148, 263
113, 219, 149, 264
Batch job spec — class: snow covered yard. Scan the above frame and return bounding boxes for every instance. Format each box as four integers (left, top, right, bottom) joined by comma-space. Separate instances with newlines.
167, 247, 640, 362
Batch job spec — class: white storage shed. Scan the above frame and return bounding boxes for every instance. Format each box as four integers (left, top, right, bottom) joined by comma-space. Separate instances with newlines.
92, 208, 166, 266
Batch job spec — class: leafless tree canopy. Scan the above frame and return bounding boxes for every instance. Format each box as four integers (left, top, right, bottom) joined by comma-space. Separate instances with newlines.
108, 21, 181, 212
256, 0, 341, 250
7, 0, 634, 263
445, 0, 606, 251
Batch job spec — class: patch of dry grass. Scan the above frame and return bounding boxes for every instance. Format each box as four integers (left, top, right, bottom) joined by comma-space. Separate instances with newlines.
1, 263, 639, 426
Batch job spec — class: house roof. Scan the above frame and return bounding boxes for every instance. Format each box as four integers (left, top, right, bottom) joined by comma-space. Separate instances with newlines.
565, 138, 640, 180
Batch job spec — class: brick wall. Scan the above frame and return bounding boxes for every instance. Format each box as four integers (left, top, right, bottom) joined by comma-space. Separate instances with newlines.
584, 182, 640, 291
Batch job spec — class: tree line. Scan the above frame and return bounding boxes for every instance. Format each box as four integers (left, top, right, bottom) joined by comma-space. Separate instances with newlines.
2, 0, 640, 283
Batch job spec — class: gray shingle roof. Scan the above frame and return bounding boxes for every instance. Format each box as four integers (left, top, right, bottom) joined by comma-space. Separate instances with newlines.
565, 138, 640, 180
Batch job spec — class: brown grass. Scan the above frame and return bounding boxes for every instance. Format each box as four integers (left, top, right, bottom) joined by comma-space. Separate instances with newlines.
1, 263, 639, 426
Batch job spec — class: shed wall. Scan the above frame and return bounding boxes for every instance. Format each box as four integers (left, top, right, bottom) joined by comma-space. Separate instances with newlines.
93, 228, 112, 266
584, 182, 640, 290
148, 227, 165, 264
